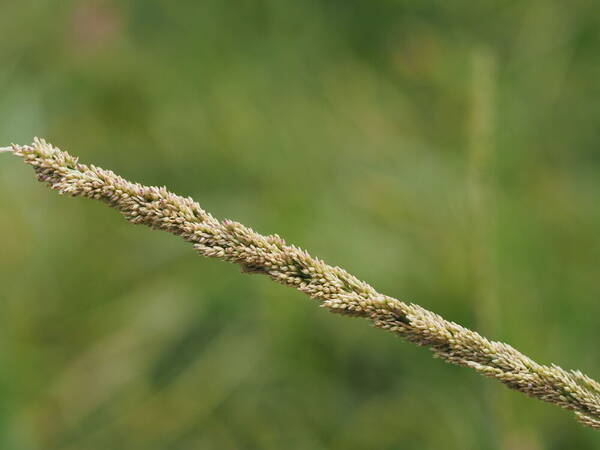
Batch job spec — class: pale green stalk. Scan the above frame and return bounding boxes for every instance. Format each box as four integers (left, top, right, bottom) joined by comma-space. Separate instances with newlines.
3, 138, 600, 429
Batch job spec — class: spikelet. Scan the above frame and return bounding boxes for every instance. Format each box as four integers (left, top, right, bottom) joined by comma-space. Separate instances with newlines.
3, 138, 600, 429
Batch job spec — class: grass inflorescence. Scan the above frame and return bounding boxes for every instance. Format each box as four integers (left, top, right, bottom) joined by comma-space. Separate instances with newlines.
2, 138, 600, 429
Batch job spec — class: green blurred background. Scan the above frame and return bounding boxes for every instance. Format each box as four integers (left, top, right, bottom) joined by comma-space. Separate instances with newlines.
1, 1, 599, 449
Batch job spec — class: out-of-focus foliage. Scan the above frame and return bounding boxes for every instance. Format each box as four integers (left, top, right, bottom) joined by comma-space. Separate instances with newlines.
0, 1, 599, 449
